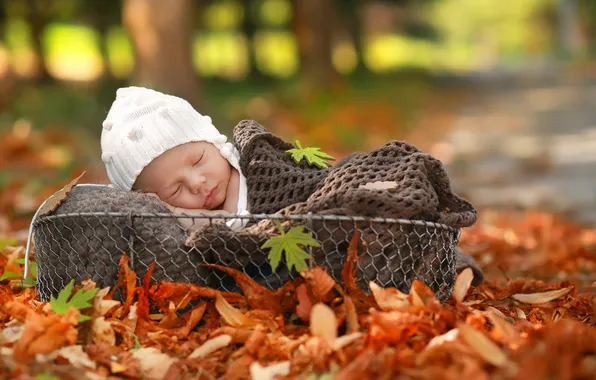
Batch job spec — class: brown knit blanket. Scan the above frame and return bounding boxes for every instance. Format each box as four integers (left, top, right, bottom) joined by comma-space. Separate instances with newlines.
232, 119, 476, 227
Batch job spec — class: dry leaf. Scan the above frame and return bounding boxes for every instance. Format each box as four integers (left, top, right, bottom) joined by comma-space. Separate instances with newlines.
132, 347, 177, 380
296, 284, 313, 322
110, 362, 128, 374
91, 317, 115, 346
457, 323, 513, 368
511, 288, 573, 304
485, 310, 519, 342
358, 181, 398, 190
309, 303, 337, 347
1, 325, 24, 344
37, 172, 86, 217
93, 287, 120, 317
188, 334, 232, 359
515, 308, 527, 319
452, 268, 474, 302
425, 328, 460, 351
344, 295, 359, 334
249, 361, 291, 380
301, 267, 336, 302
369, 282, 409, 311
333, 332, 363, 351
215, 293, 258, 327
53, 345, 97, 370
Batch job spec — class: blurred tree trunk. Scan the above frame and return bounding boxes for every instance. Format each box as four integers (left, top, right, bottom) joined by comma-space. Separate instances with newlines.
293, 0, 339, 93
338, 0, 365, 75
123, 0, 199, 106
557, 0, 583, 56
26, 0, 52, 82
242, 0, 267, 82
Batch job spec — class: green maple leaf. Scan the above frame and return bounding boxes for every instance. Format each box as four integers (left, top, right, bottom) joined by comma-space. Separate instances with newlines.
285, 140, 336, 169
261, 222, 320, 273
0, 259, 38, 288
50, 279, 100, 322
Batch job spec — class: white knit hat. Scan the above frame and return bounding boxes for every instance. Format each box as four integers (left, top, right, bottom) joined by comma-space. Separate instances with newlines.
100, 86, 240, 191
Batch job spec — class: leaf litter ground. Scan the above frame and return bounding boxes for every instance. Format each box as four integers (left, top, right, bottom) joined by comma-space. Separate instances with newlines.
0, 210, 595, 379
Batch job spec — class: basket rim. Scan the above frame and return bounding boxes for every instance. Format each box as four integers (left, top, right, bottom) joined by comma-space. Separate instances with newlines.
33, 211, 459, 232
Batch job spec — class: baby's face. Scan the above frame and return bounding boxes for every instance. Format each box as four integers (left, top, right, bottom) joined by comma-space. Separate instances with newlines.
134, 141, 232, 210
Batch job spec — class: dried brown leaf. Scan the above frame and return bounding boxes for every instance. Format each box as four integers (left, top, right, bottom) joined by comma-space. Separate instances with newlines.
205, 263, 285, 313
333, 332, 363, 351
310, 303, 337, 347
301, 267, 336, 302
37, 171, 86, 217
369, 282, 409, 311
132, 347, 178, 380
296, 284, 313, 322
215, 293, 258, 328
511, 287, 573, 304
358, 181, 397, 190
91, 316, 115, 346
453, 267, 474, 302
53, 345, 97, 370
344, 295, 359, 334
249, 361, 291, 380
457, 323, 514, 368
187, 334, 232, 359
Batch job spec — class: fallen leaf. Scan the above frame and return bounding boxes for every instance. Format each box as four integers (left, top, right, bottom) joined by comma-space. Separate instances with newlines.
485, 309, 519, 342
37, 172, 86, 217
110, 362, 128, 374
333, 332, 363, 351
511, 287, 573, 304
310, 303, 337, 347
1, 325, 24, 344
296, 284, 314, 322
301, 267, 336, 302
93, 287, 120, 317
187, 334, 232, 359
344, 295, 359, 334
515, 308, 527, 319
132, 347, 177, 380
452, 268, 474, 302
249, 360, 291, 380
425, 328, 459, 351
369, 282, 409, 311
53, 345, 97, 370
91, 317, 115, 346
457, 323, 514, 368
205, 264, 284, 313
215, 293, 258, 327
358, 181, 398, 190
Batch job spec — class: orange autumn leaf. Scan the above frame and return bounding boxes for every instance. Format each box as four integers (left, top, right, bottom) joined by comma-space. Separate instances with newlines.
204, 263, 288, 313
300, 267, 336, 303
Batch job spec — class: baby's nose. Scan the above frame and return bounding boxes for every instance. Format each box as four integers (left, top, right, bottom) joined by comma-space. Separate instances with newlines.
187, 175, 206, 194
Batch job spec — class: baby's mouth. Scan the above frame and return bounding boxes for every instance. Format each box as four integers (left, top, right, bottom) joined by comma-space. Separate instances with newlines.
203, 185, 218, 208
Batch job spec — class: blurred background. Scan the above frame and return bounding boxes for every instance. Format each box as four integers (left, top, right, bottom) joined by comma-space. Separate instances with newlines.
1, 0, 596, 236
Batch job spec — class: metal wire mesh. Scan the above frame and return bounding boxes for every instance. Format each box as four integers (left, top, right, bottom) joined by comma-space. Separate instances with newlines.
32, 212, 460, 303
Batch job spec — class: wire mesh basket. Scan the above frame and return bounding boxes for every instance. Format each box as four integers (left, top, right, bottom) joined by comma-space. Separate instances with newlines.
27, 186, 461, 303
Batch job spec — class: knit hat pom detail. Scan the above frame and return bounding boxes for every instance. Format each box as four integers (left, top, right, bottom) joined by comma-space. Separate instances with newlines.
128, 127, 142, 141
101, 152, 113, 163
213, 134, 227, 145
220, 143, 234, 159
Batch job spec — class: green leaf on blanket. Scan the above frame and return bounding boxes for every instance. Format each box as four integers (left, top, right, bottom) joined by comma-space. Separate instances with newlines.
50, 279, 100, 322
261, 222, 320, 273
286, 140, 336, 169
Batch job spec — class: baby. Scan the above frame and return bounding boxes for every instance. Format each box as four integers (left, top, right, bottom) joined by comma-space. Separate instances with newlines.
100, 86, 249, 230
